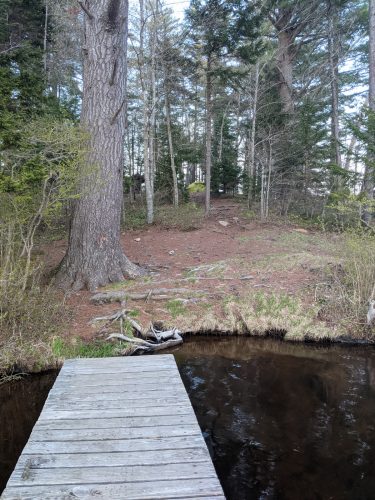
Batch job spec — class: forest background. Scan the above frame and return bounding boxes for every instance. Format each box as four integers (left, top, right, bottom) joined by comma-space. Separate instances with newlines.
1, 0, 375, 376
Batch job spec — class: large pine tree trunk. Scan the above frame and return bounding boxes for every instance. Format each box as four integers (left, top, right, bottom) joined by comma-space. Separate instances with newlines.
276, 30, 294, 114
56, 0, 142, 290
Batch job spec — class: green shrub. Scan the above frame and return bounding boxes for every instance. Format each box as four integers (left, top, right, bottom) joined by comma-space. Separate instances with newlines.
187, 181, 205, 193
0, 118, 85, 376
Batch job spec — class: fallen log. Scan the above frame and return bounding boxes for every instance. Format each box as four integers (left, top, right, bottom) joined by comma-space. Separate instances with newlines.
91, 288, 208, 304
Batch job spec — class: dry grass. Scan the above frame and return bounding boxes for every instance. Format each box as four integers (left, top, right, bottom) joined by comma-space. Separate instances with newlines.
163, 291, 339, 342
0, 276, 69, 376
318, 232, 375, 338
0, 241, 70, 377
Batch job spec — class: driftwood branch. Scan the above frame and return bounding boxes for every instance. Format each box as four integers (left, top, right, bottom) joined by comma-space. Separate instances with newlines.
93, 308, 183, 353
106, 327, 183, 353
78, 1, 94, 20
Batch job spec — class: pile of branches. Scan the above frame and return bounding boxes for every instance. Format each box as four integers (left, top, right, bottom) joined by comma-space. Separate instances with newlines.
92, 309, 183, 354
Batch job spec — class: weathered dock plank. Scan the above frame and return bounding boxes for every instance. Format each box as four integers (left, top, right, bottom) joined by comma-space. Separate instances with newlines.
1, 355, 225, 499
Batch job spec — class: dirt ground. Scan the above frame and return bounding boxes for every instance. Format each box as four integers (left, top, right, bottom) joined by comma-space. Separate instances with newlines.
45, 198, 341, 343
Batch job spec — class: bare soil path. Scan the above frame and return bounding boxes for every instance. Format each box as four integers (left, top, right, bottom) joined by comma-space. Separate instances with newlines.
45, 198, 340, 342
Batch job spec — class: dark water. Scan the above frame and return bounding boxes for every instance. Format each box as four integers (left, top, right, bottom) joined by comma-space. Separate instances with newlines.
173, 338, 375, 500
0, 372, 57, 493
1, 339, 375, 499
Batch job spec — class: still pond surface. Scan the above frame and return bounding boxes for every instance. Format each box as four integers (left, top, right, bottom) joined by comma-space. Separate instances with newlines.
1, 337, 375, 499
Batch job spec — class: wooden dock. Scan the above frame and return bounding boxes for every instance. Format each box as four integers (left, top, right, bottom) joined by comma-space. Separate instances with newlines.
1, 355, 225, 499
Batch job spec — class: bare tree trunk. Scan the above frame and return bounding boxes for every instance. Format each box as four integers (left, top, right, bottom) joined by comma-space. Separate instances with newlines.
149, 7, 157, 201
43, 0, 48, 75
248, 62, 259, 208
328, 2, 342, 173
164, 86, 179, 206
160, 8, 178, 206
126, 123, 135, 204
193, 85, 198, 184
266, 141, 272, 219
139, 0, 154, 224
345, 134, 357, 171
260, 158, 265, 219
205, 54, 213, 215
218, 105, 229, 165
56, 0, 142, 290
363, 0, 375, 224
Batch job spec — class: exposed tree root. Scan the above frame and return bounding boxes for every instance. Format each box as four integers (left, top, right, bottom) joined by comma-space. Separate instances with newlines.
92, 309, 183, 354
55, 250, 145, 292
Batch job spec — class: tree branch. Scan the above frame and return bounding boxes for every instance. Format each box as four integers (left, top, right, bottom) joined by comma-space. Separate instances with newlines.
0, 44, 21, 55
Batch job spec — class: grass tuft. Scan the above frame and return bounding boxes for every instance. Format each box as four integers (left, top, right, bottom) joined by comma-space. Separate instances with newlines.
51, 337, 126, 359
166, 299, 187, 319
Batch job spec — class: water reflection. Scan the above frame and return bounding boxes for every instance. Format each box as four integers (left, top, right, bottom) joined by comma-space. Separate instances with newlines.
1, 339, 375, 499
173, 338, 375, 500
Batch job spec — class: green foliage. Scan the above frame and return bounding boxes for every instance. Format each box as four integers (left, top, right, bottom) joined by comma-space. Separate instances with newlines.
187, 0, 263, 64
1, 118, 86, 226
188, 181, 205, 193
0, 118, 87, 375
212, 113, 239, 193
322, 195, 375, 231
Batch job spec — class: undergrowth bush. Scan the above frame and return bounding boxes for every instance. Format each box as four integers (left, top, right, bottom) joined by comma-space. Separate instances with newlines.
0, 119, 85, 376
319, 231, 375, 336
321, 196, 375, 232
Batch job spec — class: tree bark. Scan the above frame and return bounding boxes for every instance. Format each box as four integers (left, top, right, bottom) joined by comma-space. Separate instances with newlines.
276, 30, 294, 114
56, 0, 142, 291
205, 54, 213, 215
